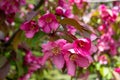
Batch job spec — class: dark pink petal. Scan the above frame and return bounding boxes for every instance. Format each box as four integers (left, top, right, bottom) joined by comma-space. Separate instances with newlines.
52, 54, 65, 69
73, 38, 89, 51
20, 22, 28, 30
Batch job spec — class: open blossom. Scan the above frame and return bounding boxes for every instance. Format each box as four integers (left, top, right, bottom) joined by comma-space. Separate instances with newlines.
38, 13, 59, 33
20, 20, 39, 38
63, 38, 93, 76
73, 38, 92, 56
41, 39, 67, 69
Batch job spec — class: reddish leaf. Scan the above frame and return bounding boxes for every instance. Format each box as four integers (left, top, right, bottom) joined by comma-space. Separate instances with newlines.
0, 61, 10, 80
59, 18, 85, 32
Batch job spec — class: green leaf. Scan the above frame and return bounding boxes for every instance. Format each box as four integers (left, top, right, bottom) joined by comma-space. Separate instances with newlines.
100, 67, 109, 77
96, 63, 101, 70
15, 51, 24, 77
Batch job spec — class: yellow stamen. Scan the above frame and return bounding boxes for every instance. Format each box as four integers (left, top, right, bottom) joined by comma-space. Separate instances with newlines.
52, 47, 60, 55
70, 54, 78, 61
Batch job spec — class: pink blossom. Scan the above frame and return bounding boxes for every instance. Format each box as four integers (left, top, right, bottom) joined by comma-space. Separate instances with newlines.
98, 24, 107, 33
58, 0, 69, 9
0, 0, 26, 23
114, 67, 120, 74
98, 55, 108, 65
24, 51, 42, 71
28, 4, 34, 9
63, 38, 93, 76
79, 71, 90, 80
97, 33, 117, 56
56, 6, 74, 18
68, 0, 84, 9
41, 39, 67, 69
38, 13, 59, 33
73, 38, 92, 56
20, 20, 39, 38
6, 13, 15, 24
99, 4, 118, 23
0, 0, 26, 14
66, 25, 77, 35
18, 72, 32, 80
73, 38, 93, 62
19, 50, 42, 80
57, 0, 74, 18
0, 9, 15, 24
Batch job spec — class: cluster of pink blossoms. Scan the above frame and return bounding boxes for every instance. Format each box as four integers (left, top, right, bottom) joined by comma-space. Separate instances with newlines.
56, 0, 77, 35
0, 0, 26, 23
19, 51, 42, 80
99, 4, 118, 24
18, 38, 93, 80
97, 5, 118, 56
20, 13, 59, 38
41, 38, 93, 76
19, 1, 120, 80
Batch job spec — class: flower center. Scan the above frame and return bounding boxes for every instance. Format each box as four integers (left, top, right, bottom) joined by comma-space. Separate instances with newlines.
70, 54, 78, 61
30, 26, 35, 30
46, 17, 52, 23
52, 47, 60, 55
78, 41, 85, 48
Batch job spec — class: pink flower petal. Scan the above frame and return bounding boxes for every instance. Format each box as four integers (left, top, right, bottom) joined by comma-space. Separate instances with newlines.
38, 19, 45, 28
25, 31, 35, 38
41, 52, 52, 65
63, 43, 73, 50
67, 61, 76, 76
52, 54, 65, 69
76, 55, 90, 67
50, 21, 59, 31
43, 25, 51, 33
